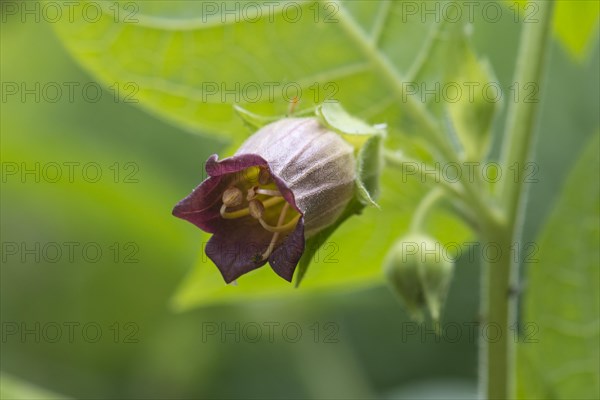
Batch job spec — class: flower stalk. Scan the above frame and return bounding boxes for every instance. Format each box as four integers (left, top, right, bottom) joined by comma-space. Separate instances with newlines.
482, 1, 555, 399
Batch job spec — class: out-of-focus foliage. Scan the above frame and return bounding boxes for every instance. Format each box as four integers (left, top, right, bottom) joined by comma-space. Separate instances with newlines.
444, 29, 498, 161
518, 133, 600, 400
553, 0, 599, 61
53, 0, 436, 143
0, 373, 70, 400
2, 1, 599, 399
509, 0, 599, 61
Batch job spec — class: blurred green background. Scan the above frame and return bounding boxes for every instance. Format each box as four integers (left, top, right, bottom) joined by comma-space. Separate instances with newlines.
1, 1, 598, 399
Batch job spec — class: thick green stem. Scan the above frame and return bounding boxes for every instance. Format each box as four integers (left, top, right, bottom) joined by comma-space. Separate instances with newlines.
499, 1, 555, 225
482, 2, 555, 399
480, 226, 513, 400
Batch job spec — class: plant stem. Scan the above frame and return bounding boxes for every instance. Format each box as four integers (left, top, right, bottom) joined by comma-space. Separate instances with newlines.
383, 150, 464, 198
482, 2, 555, 399
499, 1, 555, 225
383, 149, 502, 235
410, 187, 445, 233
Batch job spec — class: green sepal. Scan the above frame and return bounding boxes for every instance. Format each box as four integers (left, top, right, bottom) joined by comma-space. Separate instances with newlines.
355, 134, 383, 207
233, 104, 284, 131
316, 101, 385, 205
234, 104, 317, 131
316, 101, 385, 150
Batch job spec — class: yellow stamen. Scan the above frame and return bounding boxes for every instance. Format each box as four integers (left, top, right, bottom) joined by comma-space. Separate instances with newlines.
258, 214, 300, 234
255, 188, 281, 197
220, 196, 284, 219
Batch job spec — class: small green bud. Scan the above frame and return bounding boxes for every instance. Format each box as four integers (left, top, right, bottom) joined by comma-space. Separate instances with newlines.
383, 234, 454, 322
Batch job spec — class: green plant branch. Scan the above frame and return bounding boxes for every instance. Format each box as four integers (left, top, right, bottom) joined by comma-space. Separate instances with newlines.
410, 187, 446, 233
369, 0, 392, 45
383, 149, 500, 234
383, 150, 464, 197
482, 2, 555, 400
499, 2, 555, 227
331, 1, 449, 153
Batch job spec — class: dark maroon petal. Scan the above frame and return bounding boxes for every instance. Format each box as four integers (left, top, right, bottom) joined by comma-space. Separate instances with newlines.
172, 172, 224, 233
270, 175, 301, 215
205, 218, 274, 283
205, 153, 268, 176
268, 218, 305, 282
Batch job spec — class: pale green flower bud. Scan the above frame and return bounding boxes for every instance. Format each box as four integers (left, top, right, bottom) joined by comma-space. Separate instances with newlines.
383, 234, 454, 321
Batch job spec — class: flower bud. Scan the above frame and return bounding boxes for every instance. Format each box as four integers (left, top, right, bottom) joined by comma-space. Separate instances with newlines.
173, 118, 358, 283
383, 234, 454, 321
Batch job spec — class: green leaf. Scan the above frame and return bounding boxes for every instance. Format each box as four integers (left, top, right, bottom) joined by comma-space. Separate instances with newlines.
52, 0, 439, 143
0, 373, 71, 400
295, 196, 365, 287
505, 0, 599, 62
517, 133, 600, 399
445, 27, 499, 161
399, 18, 500, 160
553, 0, 599, 62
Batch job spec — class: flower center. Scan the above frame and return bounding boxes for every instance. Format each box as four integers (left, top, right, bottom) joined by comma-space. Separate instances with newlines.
219, 166, 300, 260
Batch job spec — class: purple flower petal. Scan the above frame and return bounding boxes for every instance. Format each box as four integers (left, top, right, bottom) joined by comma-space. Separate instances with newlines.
205, 218, 273, 283
269, 217, 306, 282
172, 154, 271, 232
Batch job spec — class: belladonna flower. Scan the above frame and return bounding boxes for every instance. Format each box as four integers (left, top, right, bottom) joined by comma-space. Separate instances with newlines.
173, 117, 359, 283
